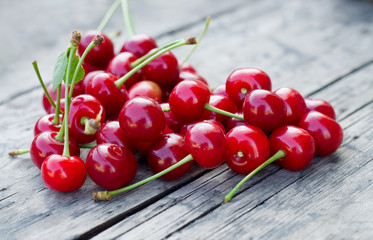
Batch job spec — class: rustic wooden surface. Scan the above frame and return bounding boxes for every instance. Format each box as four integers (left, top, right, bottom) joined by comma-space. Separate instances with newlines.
1, 0, 373, 239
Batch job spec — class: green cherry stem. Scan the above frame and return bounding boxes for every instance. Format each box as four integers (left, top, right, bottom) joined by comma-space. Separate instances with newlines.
121, 0, 136, 37
79, 143, 97, 149
204, 103, 244, 120
97, 0, 122, 32
52, 84, 62, 125
8, 149, 30, 157
93, 154, 194, 201
180, 16, 211, 66
114, 37, 197, 88
224, 150, 286, 203
32, 61, 56, 110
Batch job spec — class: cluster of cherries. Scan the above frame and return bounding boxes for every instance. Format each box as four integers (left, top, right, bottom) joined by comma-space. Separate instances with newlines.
14, 1, 344, 202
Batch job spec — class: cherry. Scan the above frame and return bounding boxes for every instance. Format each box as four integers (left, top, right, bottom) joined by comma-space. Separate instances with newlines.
86, 143, 137, 190
226, 112, 247, 132
34, 114, 62, 136
147, 133, 192, 181
82, 61, 103, 75
42, 83, 81, 113
47, 99, 65, 114
180, 119, 226, 135
179, 71, 208, 86
305, 98, 336, 120
200, 95, 238, 125
274, 87, 308, 126
226, 68, 272, 107
41, 154, 86, 192
81, 70, 105, 90
298, 111, 343, 156
78, 30, 114, 69
119, 97, 165, 142
243, 89, 286, 134
160, 103, 185, 133
212, 84, 229, 98
120, 34, 157, 58
128, 80, 163, 103
96, 121, 136, 153
179, 63, 197, 74
226, 125, 270, 174
134, 139, 155, 156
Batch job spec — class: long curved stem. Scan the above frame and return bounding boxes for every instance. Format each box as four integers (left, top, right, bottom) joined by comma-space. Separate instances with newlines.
32, 61, 56, 110
204, 103, 244, 120
121, 0, 136, 37
97, 0, 122, 32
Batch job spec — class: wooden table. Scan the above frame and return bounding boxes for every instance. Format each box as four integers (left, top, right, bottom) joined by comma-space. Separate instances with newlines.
1, 0, 373, 239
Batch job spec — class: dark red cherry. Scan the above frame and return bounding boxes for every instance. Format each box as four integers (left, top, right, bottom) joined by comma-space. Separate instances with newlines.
147, 133, 192, 181
41, 154, 86, 192
243, 89, 286, 134
120, 33, 157, 58
34, 114, 62, 136
212, 84, 229, 98
86, 143, 137, 190
226, 112, 247, 132
82, 61, 103, 75
86, 72, 129, 116
96, 121, 136, 153
179, 71, 208, 86
78, 31, 114, 69
160, 103, 185, 133
185, 121, 227, 169
119, 97, 165, 142
106, 52, 142, 89
269, 125, 316, 171
226, 125, 270, 174
30, 131, 80, 169
134, 140, 155, 156
305, 98, 336, 120
200, 95, 238, 125
128, 80, 163, 103
226, 68, 271, 107
274, 87, 308, 125
298, 111, 343, 156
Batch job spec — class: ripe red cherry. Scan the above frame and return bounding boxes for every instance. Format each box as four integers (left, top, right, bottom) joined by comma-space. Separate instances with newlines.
86, 143, 137, 190
226, 112, 247, 132
119, 97, 165, 142
243, 89, 286, 134
106, 52, 142, 89
185, 121, 228, 169
179, 71, 208, 86
274, 87, 308, 125
212, 84, 229, 98
128, 80, 163, 103
269, 125, 316, 171
147, 133, 193, 181
41, 154, 86, 192
81, 70, 104, 90
200, 95, 238, 125
34, 114, 62, 136
298, 111, 343, 156
226, 125, 270, 174
160, 103, 185, 133
226, 68, 272, 107
96, 121, 136, 153
180, 119, 226, 136
305, 98, 336, 120
142, 51, 180, 88
30, 131, 80, 169
82, 61, 103, 75
169, 80, 210, 122
120, 33, 157, 58
78, 31, 114, 69
179, 63, 197, 74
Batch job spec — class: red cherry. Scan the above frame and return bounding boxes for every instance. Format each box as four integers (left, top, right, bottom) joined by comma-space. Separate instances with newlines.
86, 143, 137, 190
212, 84, 229, 98
243, 89, 286, 134
226, 125, 270, 174
160, 103, 185, 133
200, 95, 238, 125
78, 31, 114, 69
269, 126, 316, 171
147, 133, 192, 181
120, 34, 157, 58
42, 83, 81, 113
119, 97, 165, 142
81, 70, 105, 90
128, 80, 163, 103
82, 61, 103, 75
179, 63, 197, 74
305, 98, 336, 120
298, 111, 343, 156
180, 119, 226, 136
96, 121, 136, 153
179, 71, 208, 86
41, 154, 86, 191
226, 68, 272, 107
134, 140, 155, 156
185, 121, 227, 169
47, 99, 65, 114
226, 112, 247, 132
30, 131, 80, 169
34, 114, 62, 136
274, 87, 308, 125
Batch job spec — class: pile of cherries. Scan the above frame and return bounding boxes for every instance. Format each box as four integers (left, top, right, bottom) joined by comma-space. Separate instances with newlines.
14, 1, 344, 202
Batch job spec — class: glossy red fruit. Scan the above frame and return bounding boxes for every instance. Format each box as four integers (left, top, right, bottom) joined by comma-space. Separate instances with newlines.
82, 70, 105, 90
47, 99, 66, 114
185, 121, 228, 169
305, 98, 336, 120
200, 95, 238, 125
179, 71, 208, 86
106, 52, 142, 89
128, 80, 163, 103
86, 143, 137, 190
96, 121, 136, 153
180, 119, 226, 136
274, 87, 308, 126
78, 31, 114, 69
120, 33, 157, 58
42, 83, 81, 113
134, 140, 155, 156
226, 68, 272, 107
212, 84, 229, 98
142, 51, 180, 88
169, 80, 211, 122
179, 63, 197, 74
34, 114, 62, 136
269, 125, 316, 171
119, 97, 165, 142
82, 61, 103, 75
298, 111, 343, 156
41, 154, 86, 191
226, 112, 247, 132
226, 125, 270, 174
147, 133, 192, 181
160, 103, 185, 133
243, 89, 286, 134
30, 131, 80, 169
86, 72, 129, 116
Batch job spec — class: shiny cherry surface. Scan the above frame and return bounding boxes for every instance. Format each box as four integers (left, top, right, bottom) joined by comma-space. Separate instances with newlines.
160, 103, 185, 133
128, 80, 163, 103
179, 63, 197, 74
212, 84, 229, 98
200, 95, 238, 125
81, 70, 105, 89
226, 112, 247, 132
120, 33, 157, 58
34, 114, 62, 136
305, 98, 336, 120
179, 71, 208, 86
96, 121, 136, 153
180, 119, 226, 136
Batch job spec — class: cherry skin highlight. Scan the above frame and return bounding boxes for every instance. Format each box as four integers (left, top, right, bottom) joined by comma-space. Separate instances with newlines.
96, 121, 136, 153
120, 33, 157, 58
34, 114, 62, 136
128, 80, 163, 103
305, 98, 336, 120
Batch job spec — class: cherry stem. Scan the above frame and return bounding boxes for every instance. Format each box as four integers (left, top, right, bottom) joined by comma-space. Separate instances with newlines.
9, 149, 30, 157
108, 30, 122, 39
115, 37, 196, 88
81, 117, 100, 135
224, 149, 286, 203
79, 143, 97, 149
180, 16, 211, 66
93, 154, 194, 201
204, 103, 244, 120
52, 84, 62, 125
32, 61, 56, 110
121, 0, 136, 37
97, 0, 122, 32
